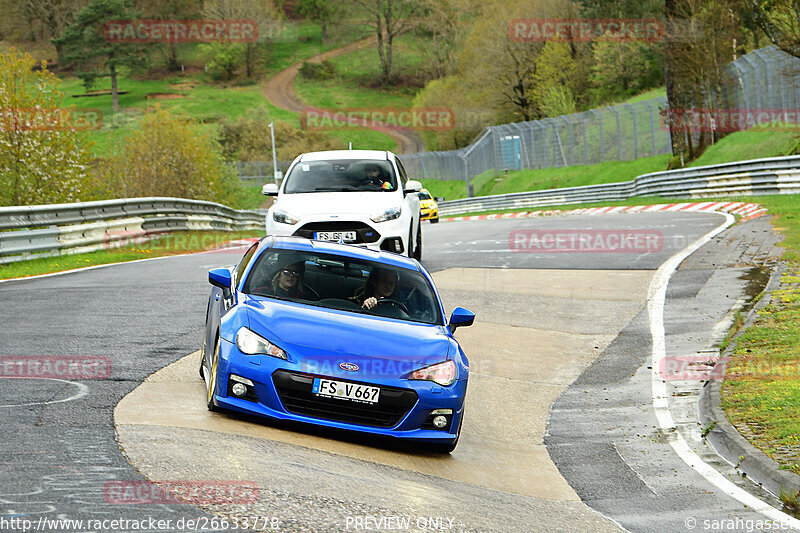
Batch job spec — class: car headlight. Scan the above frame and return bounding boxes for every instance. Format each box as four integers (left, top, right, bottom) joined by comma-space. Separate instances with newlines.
272, 209, 299, 225
408, 360, 456, 386
235, 327, 287, 359
370, 207, 401, 223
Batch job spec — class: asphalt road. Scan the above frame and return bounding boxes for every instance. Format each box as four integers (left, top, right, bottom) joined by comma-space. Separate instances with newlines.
0, 211, 786, 532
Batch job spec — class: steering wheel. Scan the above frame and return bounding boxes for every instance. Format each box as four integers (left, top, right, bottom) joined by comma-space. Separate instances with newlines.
302, 283, 320, 300
374, 298, 409, 314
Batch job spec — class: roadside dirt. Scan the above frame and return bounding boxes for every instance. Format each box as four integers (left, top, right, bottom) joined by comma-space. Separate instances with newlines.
261, 37, 426, 154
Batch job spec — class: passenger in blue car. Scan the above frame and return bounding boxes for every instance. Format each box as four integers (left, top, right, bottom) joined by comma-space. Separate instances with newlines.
351, 267, 399, 310
252, 255, 307, 299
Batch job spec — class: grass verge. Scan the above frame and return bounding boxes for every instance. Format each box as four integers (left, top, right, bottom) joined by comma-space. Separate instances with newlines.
720, 194, 800, 478
0, 230, 262, 280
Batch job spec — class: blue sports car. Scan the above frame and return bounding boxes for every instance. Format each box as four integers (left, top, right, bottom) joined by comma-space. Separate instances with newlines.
200, 236, 475, 453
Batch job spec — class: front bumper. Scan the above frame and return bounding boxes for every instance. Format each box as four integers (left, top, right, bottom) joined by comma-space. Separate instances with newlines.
420, 207, 438, 221
267, 215, 410, 255
212, 339, 466, 443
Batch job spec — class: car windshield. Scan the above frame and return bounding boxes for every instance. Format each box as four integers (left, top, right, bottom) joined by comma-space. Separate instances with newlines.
243, 249, 442, 325
419, 191, 432, 201
282, 159, 398, 193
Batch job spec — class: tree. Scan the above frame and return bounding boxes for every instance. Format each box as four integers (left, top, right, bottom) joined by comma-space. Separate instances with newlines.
746, 0, 800, 58
663, 0, 742, 160
203, 0, 282, 78
415, 0, 479, 79
0, 0, 89, 49
54, 0, 146, 111
590, 40, 663, 104
100, 106, 242, 205
532, 41, 579, 117
353, 0, 425, 85
134, 0, 202, 71
0, 49, 95, 206
297, 0, 339, 42
578, 0, 662, 18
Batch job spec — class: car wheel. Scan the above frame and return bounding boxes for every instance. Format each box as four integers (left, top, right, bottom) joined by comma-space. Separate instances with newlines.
413, 224, 422, 261
407, 227, 414, 258
205, 336, 221, 412
431, 217, 439, 224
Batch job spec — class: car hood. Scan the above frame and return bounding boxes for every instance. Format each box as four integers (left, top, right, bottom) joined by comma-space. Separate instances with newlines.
276, 192, 400, 217
420, 199, 436, 209
245, 298, 450, 375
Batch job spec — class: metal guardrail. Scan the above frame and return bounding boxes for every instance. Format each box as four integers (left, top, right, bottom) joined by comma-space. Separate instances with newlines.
437, 156, 800, 216
0, 197, 264, 264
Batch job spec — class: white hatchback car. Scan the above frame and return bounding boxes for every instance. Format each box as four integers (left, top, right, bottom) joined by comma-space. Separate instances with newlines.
263, 150, 424, 259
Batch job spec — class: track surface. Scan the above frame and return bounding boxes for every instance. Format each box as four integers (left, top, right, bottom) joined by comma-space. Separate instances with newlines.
0, 212, 786, 532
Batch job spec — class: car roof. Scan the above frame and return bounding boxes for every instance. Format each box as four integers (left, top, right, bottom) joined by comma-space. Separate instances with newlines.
299, 150, 395, 162
264, 236, 420, 270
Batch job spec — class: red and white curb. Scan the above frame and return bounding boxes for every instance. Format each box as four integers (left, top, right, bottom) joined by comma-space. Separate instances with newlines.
442, 202, 767, 223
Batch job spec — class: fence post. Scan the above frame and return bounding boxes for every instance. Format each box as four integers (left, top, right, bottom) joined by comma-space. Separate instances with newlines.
608, 106, 622, 161
623, 103, 638, 160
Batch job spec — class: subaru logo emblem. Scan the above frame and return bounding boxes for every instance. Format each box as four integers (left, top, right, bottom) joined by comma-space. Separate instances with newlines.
339, 362, 359, 372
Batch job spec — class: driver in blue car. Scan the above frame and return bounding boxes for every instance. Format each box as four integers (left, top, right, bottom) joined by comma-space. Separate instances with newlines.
351, 268, 399, 310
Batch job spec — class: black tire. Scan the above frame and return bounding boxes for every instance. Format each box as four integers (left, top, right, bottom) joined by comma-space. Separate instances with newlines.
407, 227, 414, 258
205, 336, 221, 412
412, 224, 422, 261
431, 217, 439, 224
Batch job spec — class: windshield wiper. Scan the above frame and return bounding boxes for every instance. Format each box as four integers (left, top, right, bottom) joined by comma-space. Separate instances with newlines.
313, 187, 359, 192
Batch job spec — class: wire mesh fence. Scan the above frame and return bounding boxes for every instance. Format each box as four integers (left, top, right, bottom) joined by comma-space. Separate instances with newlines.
230, 161, 290, 183
400, 46, 800, 193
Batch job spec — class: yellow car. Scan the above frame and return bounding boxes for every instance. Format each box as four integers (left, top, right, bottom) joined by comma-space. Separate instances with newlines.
418, 188, 439, 223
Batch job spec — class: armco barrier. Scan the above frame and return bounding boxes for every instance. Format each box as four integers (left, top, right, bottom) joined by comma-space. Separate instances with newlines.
437, 155, 800, 215
0, 197, 264, 264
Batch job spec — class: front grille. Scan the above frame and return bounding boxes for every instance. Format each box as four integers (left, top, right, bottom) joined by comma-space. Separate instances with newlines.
293, 222, 380, 244
272, 370, 417, 428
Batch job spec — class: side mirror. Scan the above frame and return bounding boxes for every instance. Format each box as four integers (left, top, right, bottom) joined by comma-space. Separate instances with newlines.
262, 183, 278, 196
435, 196, 445, 202
209, 268, 232, 290
448, 307, 475, 333
404, 180, 422, 194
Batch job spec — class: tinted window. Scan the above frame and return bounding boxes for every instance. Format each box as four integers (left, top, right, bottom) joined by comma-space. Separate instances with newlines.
244, 249, 442, 325
283, 159, 397, 193
418, 191, 432, 201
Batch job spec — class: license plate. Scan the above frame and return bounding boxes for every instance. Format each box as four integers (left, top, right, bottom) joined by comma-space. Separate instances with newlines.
314, 231, 357, 242
312, 378, 380, 404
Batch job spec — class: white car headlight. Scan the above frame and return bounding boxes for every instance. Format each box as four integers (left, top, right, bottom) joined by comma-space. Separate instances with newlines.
272, 209, 299, 225
235, 327, 287, 359
370, 207, 401, 223
408, 360, 456, 386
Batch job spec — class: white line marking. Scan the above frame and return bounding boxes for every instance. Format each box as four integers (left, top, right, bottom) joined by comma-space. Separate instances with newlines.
648, 212, 800, 529
0, 378, 89, 407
